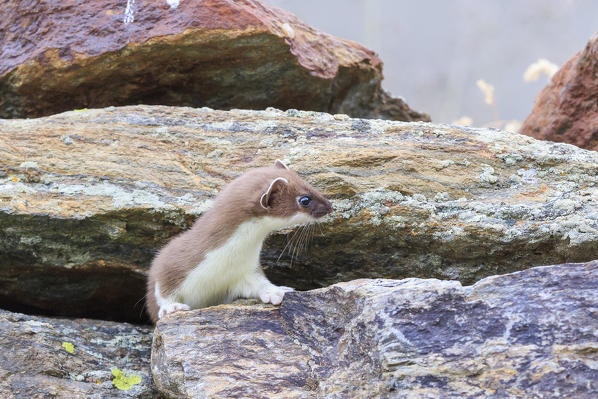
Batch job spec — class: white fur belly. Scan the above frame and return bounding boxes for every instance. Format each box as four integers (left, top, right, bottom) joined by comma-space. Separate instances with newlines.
170, 215, 312, 309
175, 246, 261, 308
173, 218, 283, 308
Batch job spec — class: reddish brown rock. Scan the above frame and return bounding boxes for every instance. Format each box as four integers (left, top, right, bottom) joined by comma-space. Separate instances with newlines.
521, 33, 598, 150
0, 0, 428, 121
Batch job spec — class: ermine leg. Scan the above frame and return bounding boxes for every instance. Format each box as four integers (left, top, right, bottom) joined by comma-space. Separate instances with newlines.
258, 284, 294, 305
155, 282, 191, 320
229, 269, 294, 305
158, 302, 191, 319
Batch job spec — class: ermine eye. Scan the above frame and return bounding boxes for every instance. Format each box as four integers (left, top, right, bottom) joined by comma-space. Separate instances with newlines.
298, 196, 312, 207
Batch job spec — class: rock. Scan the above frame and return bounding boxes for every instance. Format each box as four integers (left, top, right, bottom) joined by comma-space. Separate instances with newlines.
152, 303, 311, 399
0, 309, 157, 398
521, 33, 598, 150
0, 0, 428, 122
152, 261, 598, 398
2, 105, 598, 323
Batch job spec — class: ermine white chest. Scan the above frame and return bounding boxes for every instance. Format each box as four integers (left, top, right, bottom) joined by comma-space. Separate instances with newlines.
173, 217, 294, 308
176, 244, 262, 308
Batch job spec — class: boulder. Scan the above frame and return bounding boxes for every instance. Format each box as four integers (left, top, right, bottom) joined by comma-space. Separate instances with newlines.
152, 261, 598, 398
0, 0, 428, 122
2, 105, 598, 322
521, 33, 598, 150
0, 309, 157, 398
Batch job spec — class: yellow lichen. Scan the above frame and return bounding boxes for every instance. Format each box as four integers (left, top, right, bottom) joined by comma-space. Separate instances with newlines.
111, 368, 142, 391
61, 342, 75, 354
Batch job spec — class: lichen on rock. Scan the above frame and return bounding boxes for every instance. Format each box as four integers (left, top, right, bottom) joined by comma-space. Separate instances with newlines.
2, 105, 598, 323
0, 310, 157, 398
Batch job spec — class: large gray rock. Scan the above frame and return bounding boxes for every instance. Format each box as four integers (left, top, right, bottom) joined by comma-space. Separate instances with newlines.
152, 261, 598, 398
0, 310, 157, 398
2, 105, 598, 322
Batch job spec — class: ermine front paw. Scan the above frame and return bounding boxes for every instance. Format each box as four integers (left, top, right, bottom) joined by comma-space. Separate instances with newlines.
259, 285, 294, 306
158, 302, 191, 319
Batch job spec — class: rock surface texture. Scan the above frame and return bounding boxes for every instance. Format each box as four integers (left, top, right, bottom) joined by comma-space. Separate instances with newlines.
2, 105, 598, 322
521, 33, 598, 150
0, 0, 428, 122
152, 261, 598, 398
0, 309, 157, 398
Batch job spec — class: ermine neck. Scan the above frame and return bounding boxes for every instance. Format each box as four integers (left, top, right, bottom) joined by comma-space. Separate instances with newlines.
234, 216, 290, 247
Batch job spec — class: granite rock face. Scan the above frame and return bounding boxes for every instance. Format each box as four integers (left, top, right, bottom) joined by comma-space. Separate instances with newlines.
2, 105, 598, 322
0, 309, 157, 398
152, 261, 598, 398
0, 0, 427, 122
521, 33, 598, 150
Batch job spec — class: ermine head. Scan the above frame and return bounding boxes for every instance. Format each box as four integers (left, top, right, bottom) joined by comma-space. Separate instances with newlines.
258, 159, 334, 221
213, 160, 333, 227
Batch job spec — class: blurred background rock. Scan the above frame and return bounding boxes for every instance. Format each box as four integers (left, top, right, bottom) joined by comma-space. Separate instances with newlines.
265, 0, 598, 127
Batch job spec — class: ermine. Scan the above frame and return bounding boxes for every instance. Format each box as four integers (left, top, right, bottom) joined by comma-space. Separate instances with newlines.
146, 160, 333, 323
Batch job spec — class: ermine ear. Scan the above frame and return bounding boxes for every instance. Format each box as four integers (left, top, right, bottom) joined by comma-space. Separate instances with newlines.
274, 159, 289, 170
260, 177, 289, 209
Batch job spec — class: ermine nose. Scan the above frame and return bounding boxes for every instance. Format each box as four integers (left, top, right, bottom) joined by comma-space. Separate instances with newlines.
326, 200, 334, 214
312, 200, 333, 218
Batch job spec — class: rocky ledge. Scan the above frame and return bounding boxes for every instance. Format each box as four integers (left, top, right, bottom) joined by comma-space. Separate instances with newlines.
152, 261, 598, 398
0, 0, 427, 121
1, 105, 598, 322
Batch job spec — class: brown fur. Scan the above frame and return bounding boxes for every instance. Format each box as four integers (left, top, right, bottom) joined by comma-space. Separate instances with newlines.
146, 161, 332, 322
